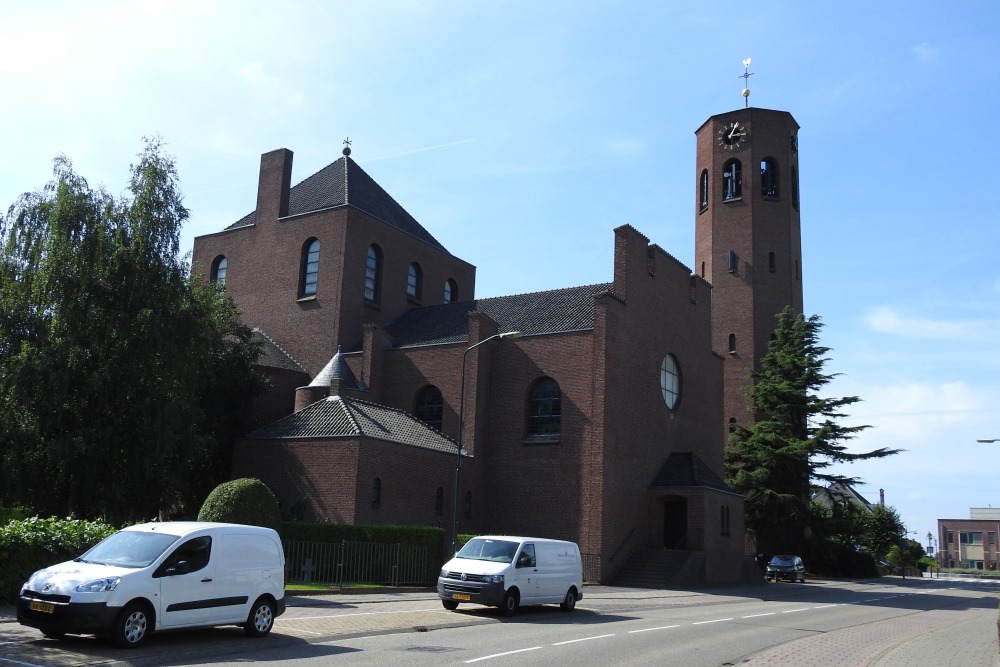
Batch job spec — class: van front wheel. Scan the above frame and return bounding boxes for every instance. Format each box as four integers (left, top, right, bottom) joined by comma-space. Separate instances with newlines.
559, 588, 577, 611
111, 602, 151, 648
244, 597, 275, 637
500, 589, 519, 617
442, 599, 459, 611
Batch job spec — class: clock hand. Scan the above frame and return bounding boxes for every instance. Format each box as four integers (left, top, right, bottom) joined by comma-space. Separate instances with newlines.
729, 125, 740, 140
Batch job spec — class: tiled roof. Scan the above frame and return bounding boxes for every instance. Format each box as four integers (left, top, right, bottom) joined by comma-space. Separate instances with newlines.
225, 156, 448, 253
384, 283, 614, 348
310, 348, 364, 390
650, 452, 733, 493
245, 395, 461, 455
253, 328, 306, 373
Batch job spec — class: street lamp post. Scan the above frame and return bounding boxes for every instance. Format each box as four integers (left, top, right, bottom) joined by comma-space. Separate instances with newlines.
450, 331, 522, 556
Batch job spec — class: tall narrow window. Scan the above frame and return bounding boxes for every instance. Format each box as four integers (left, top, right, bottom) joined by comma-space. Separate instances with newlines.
760, 158, 778, 198
301, 239, 319, 296
435, 487, 444, 516
722, 160, 742, 200
364, 244, 382, 303
414, 385, 444, 431
371, 478, 382, 508
728, 250, 738, 273
699, 169, 709, 210
791, 166, 799, 210
211, 256, 227, 286
768, 252, 776, 273
444, 278, 458, 304
527, 377, 561, 440
407, 262, 422, 300
728, 334, 737, 354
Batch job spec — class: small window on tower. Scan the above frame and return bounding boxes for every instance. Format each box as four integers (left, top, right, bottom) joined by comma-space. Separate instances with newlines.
761, 158, 779, 199
728, 250, 738, 273
699, 169, 709, 210
722, 160, 742, 201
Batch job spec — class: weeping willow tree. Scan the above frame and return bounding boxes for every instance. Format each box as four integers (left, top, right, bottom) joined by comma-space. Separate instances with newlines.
725, 307, 900, 556
0, 139, 264, 522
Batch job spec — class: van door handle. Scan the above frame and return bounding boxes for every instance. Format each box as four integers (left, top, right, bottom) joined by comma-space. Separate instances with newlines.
201, 578, 213, 583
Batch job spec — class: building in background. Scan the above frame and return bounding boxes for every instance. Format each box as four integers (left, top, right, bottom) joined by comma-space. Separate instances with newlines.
191, 106, 803, 585
938, 509, 1000, 569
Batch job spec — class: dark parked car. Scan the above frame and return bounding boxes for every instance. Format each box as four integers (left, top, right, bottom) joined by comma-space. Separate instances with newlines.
766, 554, 805, 582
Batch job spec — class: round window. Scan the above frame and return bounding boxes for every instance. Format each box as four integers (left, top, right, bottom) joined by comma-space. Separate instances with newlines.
660, 354, 681, 410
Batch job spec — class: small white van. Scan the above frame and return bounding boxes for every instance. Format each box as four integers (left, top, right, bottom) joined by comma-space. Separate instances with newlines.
437, 535, 583, 615
17, 521, 285, 648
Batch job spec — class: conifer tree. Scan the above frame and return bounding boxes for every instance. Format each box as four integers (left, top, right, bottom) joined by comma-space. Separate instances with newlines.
725, 307, 900, 555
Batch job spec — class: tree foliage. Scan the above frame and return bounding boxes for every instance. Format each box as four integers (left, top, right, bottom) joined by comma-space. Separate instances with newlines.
198, 478, 281, 532
724, 307, 901, 555
0, 140, 264, 523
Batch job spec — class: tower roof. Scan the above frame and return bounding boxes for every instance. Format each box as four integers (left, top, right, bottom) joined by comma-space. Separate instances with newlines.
225, 155, 448, 253
309, 348, 364, 390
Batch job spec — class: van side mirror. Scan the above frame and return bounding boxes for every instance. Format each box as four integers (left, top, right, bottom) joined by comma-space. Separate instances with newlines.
166, 560, 192, 576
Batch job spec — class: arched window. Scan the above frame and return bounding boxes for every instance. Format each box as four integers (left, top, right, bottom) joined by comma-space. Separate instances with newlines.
722, 160, 742, 200
699, 169, 709, 210
407, 262, 422, 300
414, 385, 444, 431
364, 244, 382, 303
660, 354, 681, 409
435, 487, 444, 516
371, 478, 381, 508
211, 256, 227, 286
301, 239, 319, 297
527, 377, 561, 440
728, 334, 737, 354
761, 158, 778, 198
444, 278, 458, 304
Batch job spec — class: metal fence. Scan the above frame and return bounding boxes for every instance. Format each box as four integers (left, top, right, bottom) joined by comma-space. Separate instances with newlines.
284, 540, 434, 587
285, 540, 603, 587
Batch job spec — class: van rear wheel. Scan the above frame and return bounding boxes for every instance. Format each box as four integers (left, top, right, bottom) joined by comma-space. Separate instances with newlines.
500, 589, 519, 617
244, 597, 275, 637
559, 588, 577, 611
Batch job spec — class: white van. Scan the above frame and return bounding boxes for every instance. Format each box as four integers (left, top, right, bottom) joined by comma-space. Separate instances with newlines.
17, 521, 285, 648
437, 535, 583, 615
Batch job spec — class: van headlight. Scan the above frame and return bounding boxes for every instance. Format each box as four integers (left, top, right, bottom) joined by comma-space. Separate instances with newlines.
76, 577, 121, 592
482, 574, 504, 584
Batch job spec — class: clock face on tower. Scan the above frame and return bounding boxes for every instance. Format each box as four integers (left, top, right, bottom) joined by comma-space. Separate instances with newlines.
717, 121, 747, 151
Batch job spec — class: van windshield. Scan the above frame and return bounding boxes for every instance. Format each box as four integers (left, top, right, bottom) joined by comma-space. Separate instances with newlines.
456, 538, 518, 563
79, 531, 181, 568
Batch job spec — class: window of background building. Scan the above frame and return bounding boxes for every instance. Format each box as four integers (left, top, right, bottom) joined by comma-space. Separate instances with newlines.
723, 159, 742, 200
371, 478, 381, 508
407, 262, 422, 300
760, 158, 778, 198
527, 377, 561, 440
699, 169, 709, 210
435, 487, 444, 516
414, 385, 444, 431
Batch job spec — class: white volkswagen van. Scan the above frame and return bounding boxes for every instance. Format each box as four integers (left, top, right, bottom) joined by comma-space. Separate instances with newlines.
437, 535, 583, 615
17, 521, 285, 648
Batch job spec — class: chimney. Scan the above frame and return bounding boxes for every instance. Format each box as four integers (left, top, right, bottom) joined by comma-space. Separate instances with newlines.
255, 148, 293, 223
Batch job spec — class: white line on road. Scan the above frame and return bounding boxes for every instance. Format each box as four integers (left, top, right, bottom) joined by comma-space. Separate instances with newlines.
552, 634, 615, 646
629, 625, 680, 633
465, 646, 543, 663
692, 618, 733, 624
742, 613, 775, 618
781, 608, 809, 614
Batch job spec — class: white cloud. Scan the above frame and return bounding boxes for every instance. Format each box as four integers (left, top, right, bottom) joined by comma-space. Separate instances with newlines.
913, 42, 940, 63
865, 306, 995, 341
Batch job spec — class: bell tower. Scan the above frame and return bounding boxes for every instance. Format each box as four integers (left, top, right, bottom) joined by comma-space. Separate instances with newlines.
694, 105, 803, 432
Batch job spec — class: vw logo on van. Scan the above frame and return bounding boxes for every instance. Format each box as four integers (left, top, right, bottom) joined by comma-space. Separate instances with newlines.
460, 573, 468, 581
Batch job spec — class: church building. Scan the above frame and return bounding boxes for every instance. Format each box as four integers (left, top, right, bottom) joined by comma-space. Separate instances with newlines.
191, 105, 802, 586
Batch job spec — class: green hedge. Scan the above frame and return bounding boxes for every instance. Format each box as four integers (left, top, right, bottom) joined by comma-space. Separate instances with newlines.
0, 517, 117, 604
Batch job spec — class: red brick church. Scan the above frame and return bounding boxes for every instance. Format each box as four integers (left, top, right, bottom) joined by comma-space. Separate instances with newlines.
191, 106, 802, 585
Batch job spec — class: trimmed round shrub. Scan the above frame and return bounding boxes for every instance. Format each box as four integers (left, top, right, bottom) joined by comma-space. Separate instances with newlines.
197, 478, 281, 532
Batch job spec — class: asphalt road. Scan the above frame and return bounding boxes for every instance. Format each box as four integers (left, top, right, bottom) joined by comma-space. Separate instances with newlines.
1, 575, 997, 666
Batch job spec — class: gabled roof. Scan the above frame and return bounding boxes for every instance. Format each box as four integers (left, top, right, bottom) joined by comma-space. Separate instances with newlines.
812, 482, 873, 510
650, 452, 733, 493
253, 328, 307, 373
245, 395, 460, 455
225, 155, 448, 253
383, 283, 614, 348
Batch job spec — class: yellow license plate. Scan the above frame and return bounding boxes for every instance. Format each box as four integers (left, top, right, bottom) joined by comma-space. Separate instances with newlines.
452, 593, 471, 601
30, 601, 55, 614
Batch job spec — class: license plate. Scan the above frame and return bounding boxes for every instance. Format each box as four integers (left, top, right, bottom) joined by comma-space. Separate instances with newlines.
452, 593, 471, 601
30, 601, 55, 614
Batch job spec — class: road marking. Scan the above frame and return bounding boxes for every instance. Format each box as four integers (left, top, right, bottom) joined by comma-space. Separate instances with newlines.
0, 657, 47, 667
465, 646, 542, 663
629, 625, 680, 633
814, 605, 839, 609
742, 613, 775, 618
692, 618, 733, 624
552, 634, 615, 645
781, 608, 808, 614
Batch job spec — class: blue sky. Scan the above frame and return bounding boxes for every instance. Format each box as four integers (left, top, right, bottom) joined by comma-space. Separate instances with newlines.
2, 1, 998, 550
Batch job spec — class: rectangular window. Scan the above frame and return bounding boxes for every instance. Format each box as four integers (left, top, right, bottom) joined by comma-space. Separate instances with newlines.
947, 531, 954, 545
960, 531, 983, 545
728, 250, 738, 273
